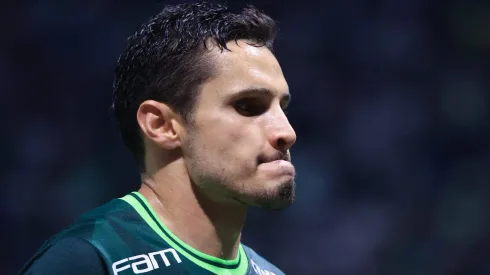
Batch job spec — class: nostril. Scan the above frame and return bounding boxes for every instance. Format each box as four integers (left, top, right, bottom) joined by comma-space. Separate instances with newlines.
277, 138, 286, 150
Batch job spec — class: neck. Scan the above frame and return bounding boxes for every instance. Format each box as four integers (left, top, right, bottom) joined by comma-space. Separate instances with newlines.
138, 157, 247, 260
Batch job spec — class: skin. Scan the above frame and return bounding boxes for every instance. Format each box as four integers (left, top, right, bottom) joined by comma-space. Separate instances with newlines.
136, 39, 296, 260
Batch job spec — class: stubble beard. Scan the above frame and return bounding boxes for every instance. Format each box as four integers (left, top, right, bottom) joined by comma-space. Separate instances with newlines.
231, 179, 296, 210
184, 129, 296, 211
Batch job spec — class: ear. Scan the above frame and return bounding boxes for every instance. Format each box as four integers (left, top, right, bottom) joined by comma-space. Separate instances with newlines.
136, 100, 182, 150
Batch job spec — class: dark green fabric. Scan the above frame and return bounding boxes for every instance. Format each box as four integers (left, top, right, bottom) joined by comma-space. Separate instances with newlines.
18, 195, 284, 275
19, 237, 107, 274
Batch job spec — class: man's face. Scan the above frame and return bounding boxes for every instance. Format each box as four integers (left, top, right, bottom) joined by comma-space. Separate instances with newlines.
181, 40, 296, 210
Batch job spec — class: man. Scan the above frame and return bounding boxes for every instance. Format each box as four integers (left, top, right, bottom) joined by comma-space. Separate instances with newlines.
19, 2, 296, 274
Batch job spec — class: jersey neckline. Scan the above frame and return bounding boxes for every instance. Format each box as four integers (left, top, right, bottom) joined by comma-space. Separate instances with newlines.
120, 192, 249, 275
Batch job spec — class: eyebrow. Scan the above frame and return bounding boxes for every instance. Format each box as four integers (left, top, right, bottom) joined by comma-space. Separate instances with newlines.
229, 87, 291, 102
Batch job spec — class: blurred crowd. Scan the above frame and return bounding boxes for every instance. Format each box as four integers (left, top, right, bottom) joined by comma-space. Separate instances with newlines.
1, 0, 489, 274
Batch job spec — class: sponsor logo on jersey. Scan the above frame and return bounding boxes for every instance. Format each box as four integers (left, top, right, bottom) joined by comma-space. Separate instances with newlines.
250, 259, 276, 275
112, 248, 182, 274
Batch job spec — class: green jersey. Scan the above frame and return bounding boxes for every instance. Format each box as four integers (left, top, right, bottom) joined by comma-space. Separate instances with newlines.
19, 192, 284, 275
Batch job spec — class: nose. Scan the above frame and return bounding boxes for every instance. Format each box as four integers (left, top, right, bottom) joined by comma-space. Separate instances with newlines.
267, 109, 296, 152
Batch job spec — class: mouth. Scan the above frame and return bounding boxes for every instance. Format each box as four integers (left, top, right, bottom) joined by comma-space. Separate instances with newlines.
258, 152, 288, 165
257, 155, 295, 178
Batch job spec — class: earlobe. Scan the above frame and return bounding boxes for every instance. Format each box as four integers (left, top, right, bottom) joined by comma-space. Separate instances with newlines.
136, 100, 182, 150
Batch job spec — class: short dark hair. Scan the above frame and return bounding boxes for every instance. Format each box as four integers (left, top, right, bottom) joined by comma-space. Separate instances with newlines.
112, 1, 277, 172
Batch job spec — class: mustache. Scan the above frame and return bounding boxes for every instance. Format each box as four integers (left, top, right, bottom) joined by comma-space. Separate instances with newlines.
258, 151, 291, 164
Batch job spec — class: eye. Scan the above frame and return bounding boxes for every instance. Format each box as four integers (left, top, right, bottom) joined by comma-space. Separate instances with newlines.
281, 100, 290, 116
233, 98, 268, 117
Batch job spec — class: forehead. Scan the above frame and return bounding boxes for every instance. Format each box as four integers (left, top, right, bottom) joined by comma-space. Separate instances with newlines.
203, 40, 288, 97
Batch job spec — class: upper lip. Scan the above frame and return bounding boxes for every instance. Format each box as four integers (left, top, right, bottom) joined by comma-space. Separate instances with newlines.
258, 152, 288, 164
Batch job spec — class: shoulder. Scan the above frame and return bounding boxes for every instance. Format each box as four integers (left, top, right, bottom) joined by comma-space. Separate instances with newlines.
19, 198, 135, 274
18, 237, 107, 275
39, 198, 134, 244
242, 244, 285, 275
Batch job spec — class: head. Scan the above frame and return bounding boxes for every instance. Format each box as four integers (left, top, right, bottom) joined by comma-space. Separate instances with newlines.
112, 2, 296, 210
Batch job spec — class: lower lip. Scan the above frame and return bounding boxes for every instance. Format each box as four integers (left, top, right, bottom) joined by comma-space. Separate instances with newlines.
259, 160, 295, 177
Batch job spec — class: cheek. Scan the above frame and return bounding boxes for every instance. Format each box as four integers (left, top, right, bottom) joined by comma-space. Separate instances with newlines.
198, 112, 246, 144
197, 115, 262, 165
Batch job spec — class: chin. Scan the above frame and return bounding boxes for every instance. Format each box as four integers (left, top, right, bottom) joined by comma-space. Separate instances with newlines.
263, 181, 296, 210
236, 179, 296, 210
